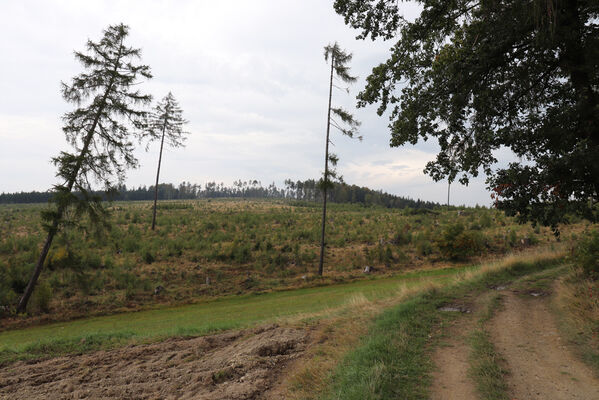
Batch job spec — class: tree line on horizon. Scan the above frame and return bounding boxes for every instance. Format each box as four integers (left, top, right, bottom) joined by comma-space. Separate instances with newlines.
0, 179, 440, 210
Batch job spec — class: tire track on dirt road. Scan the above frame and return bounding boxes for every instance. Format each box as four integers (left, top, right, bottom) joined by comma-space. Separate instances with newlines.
489, 290, 599, 400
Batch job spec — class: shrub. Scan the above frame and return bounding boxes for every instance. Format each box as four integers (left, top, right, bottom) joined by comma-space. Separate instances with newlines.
83, 252, 104, 269
0, 262, 17, 308
8, 262, 34, 293
479, 212, 493, 228
122, 236, 140, 253
574, 230, 599, 279
143, 251, 155, 264
393, 226, 412, 245
31, 280, 53, 313
437, 222, 485, 261
46, 246, 80, 270
416, 239, 433, 256
230, 244, 251, 264
507, 229, 518, 247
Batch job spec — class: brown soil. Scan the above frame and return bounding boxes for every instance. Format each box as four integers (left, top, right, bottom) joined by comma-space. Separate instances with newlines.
0, 325, 308, 400
490, 290, 599, 400
430, 299, 479, 400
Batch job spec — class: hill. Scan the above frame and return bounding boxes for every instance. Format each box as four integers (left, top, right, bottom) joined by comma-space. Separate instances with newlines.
0, 179, 439, 209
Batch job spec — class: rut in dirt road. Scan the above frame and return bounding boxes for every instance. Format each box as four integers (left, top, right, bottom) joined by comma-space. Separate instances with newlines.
490, 290, 599, 400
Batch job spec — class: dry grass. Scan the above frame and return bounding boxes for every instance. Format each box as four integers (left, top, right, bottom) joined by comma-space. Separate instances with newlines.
554, 268, 599, 372
455, 245, 566, 283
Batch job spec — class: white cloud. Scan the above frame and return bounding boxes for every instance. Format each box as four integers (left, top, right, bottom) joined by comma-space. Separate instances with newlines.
0, 0, 495, 205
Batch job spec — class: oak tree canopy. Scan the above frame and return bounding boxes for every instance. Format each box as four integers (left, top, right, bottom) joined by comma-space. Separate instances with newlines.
334, 0, 599, 229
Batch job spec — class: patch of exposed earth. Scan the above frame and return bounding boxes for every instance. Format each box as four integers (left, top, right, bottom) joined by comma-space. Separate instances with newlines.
490, 290, 599, 400
0, 325, 308, 400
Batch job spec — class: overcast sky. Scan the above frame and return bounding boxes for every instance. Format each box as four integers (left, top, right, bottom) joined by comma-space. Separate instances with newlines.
0, 0, 497, 206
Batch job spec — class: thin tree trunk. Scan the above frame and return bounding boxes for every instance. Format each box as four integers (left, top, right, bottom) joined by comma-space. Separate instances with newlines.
447, 181, 450, 207
151, 123, 167, 230
16, 64, 120, 313
318, 54, 334, 276
16, 124, 99, 313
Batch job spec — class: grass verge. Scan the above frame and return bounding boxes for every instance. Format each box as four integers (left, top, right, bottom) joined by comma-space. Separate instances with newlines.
321, 249, 563, 400
554, 267, 599, 375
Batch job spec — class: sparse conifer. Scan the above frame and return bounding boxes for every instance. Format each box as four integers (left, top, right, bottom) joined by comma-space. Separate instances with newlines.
318, 43, 361, 276
17, 24, 152, 313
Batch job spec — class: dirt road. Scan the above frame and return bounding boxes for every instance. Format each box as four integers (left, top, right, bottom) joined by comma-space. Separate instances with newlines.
489, 290, 599, 400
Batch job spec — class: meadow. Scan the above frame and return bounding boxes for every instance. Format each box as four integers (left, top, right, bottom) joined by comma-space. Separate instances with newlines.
0, 198, 580, 326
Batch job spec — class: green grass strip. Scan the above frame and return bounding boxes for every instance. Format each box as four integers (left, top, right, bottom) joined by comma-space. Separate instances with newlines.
469, 329, 509, 400
468, 294, 509, 400
0, 266, 465, 363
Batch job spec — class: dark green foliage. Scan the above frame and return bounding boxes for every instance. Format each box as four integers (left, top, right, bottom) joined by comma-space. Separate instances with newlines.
31, 281, 53, 313
334, 0, 599, 229
230, 243, 252, 264
143, 251, 155, 264
7, 263, 35, 294
392, 225, 412, 245
574, 229, 599, 279
0, 261, 18, 308
49, 23, 152, 231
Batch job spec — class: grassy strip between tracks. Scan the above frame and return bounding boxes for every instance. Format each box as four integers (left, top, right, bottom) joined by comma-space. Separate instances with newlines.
322, 249, 563, 400
468, 293, 509, 400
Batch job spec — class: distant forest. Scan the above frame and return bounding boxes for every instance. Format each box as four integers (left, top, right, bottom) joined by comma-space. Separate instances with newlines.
0, 179, 439, 209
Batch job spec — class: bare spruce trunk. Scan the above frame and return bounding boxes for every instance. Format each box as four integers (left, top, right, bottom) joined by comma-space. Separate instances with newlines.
151, 123, 167, 231
16, 76, 117, 313
17, 127, 98, 313
318, 55, 335, 276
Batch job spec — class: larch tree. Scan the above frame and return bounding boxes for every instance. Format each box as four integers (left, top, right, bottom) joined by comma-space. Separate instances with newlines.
147, 92, 189, 230
17, 24, 152, 313
318, 42, 361, 276
334, 0, 599, 231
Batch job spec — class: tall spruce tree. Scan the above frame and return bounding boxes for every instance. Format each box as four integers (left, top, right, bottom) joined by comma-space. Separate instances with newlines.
334, 0, 599, 230
318, 43, 361, 276
17, 24, 152, 313
147, 92, 189, 230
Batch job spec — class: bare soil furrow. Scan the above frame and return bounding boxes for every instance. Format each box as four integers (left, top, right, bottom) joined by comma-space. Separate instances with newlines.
0, 325, 307, 400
